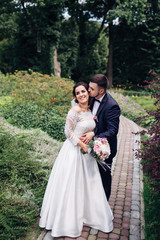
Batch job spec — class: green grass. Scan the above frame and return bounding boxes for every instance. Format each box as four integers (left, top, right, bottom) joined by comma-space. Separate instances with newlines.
131, 95, 156, 111
0, 117, 62, 239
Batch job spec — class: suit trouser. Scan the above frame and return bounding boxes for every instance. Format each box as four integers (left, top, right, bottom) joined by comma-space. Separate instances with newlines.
98, 161, 112, 201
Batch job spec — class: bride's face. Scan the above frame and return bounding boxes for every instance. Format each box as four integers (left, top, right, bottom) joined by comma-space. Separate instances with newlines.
75, 85, 89, 104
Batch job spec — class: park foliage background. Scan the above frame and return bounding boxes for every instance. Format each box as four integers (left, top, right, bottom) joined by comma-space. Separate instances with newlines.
0, 1, 160, 240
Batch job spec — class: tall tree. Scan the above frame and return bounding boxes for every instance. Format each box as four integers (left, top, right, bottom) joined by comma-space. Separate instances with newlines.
65, 0, 148, 86
0, 0, 67, 74
112, 0, 160, 87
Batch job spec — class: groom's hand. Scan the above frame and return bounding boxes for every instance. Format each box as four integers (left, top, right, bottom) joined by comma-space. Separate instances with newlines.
80, 132, 95, 144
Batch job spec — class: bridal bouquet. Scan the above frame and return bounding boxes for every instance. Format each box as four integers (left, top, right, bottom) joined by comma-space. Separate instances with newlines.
81, 137, 111, 171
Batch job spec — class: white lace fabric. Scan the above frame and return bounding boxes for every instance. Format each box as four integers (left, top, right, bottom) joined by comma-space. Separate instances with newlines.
64, 109, 95, 146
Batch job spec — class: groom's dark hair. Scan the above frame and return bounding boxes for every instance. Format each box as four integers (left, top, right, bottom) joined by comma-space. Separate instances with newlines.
90, 74, 108, 90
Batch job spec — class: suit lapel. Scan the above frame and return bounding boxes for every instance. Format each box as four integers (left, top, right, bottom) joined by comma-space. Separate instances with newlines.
96, 93, 108, 117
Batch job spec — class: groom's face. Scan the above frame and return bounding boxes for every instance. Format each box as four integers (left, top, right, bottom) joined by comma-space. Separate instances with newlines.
89, 82, 102, 99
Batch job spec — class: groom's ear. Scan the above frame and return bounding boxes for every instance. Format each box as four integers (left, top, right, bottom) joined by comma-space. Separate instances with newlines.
99, 88, 105, 95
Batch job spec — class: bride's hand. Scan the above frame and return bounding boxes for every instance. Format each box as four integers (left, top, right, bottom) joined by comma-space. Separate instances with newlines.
80, 131, 95, 144
82, 144, 89, 153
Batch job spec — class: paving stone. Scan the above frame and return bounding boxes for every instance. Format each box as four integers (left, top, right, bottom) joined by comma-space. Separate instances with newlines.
131, 200, 140, 207
113, 228, 121, 234
108, 233, 119, 239
81, 231, 89, 238
114, 205, 123, 210
90, 229, 98, 235
121, 229, 129, 236
117, 194, 125, 198
122, 217, 130, 224
119, 183, 126, 186
83, 226, 90, 232
124, 205, 131, 212
37, 230, 47, 240
132, 190, 140, 195
44, 231, 53, 240
113, 218, 122, 224
131, 210, 140, 219
88, 235, 96, 240
124, 201, 131, 207
98, 231, 109, 238
130, 224, 140, 236
130, 218, 140, 225
113, 222, 122, 228
131, 204, 139, 211
122, 222, 130, 229
65, 238, 77, 240
120, 236, 128, 240
76, 237, 86, 240
114, 209, 123, 215
129, 235, 141, 240
123, 211, 131, 217
97, 238, 107, 240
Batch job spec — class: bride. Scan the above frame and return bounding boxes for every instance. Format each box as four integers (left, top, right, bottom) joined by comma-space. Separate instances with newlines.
39, 82, 113, 237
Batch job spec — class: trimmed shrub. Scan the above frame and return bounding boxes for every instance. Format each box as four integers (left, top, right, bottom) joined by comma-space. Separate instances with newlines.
0, 70, 74, 107
11, 70, 74, 107
0, 103, 69, 141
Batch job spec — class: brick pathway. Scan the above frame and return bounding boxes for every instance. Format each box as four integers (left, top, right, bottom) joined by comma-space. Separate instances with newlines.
38, 116, 144, 240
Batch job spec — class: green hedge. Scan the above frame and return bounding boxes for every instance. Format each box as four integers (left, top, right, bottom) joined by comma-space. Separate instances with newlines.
0, 70, 74, 107
0, 104, 68, 142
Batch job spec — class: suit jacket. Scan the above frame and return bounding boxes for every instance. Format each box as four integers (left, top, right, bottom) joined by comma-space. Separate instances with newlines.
90, 92, 121, 163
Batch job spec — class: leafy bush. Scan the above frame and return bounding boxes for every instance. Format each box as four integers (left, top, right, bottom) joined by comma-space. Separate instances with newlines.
137, 71, 160, 192
0, 103, 69, 141
0, 96, 13, 108
10, 70, 74, 107
0, 118, 62, 239
0, 70, 74, 107
0, 71, 16, 96
136, 71, 160, 240
143, 177, 160, 240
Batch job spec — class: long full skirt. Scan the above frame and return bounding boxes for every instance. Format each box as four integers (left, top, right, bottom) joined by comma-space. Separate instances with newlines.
39, 139, 113, 237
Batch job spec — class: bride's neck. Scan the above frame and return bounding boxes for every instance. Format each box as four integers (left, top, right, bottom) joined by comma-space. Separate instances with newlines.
78, 103, 88, 112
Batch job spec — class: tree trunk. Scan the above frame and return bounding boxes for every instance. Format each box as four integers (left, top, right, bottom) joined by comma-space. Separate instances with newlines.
50, 45, 61, 76
54, 48, 61, 77
107, 23, 113, 89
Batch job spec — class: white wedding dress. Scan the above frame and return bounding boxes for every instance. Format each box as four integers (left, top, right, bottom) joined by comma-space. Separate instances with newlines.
39, 109, 113, 237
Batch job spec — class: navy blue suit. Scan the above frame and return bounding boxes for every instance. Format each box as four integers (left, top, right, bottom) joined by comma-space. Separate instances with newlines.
90, 92, 121, 200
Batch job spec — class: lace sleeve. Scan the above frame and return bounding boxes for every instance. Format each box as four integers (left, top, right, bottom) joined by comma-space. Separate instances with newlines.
64, 109, 79, 145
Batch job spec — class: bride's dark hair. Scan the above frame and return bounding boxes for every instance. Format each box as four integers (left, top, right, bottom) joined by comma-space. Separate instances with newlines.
73, 82, 89, 103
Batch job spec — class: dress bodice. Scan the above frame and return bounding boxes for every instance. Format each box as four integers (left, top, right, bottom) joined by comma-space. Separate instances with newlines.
64, 109, 95, 145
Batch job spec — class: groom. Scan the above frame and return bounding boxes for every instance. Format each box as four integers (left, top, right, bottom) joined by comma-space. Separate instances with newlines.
80, 74, 121, 200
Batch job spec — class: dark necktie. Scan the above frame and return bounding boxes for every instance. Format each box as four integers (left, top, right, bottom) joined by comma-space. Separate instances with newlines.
95, 98, 100, 103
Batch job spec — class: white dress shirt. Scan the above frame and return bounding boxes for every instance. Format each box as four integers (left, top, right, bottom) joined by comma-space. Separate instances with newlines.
92, 94, 105, 116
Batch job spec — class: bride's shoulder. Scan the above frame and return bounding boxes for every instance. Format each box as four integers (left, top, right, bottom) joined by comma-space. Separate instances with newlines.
70, 105, 81, 113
